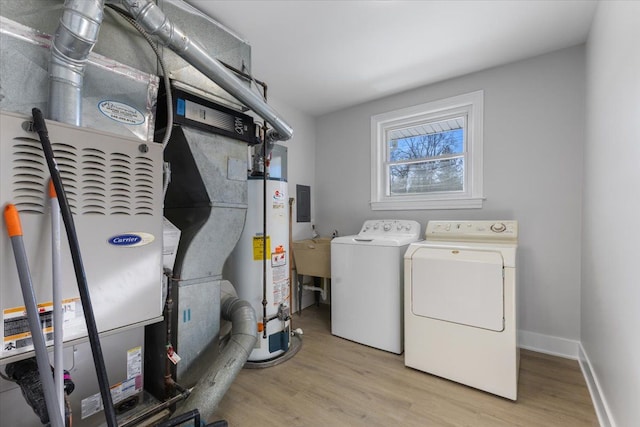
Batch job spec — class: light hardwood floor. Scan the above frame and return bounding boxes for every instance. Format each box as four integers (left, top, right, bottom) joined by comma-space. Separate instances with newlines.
213, 305, 598, 426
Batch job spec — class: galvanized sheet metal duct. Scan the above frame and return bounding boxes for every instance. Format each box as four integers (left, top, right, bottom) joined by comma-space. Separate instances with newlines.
48, 0, 105, 125
48, 0, 292, 141
118, 0, 293, 142
161, 123, 249, 385
44, 0, 277, 420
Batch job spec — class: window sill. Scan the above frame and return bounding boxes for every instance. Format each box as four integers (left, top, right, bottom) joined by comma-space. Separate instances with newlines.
370, 197, 484, 211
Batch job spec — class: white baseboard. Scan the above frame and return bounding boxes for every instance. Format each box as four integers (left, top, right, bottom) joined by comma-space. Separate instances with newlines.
578, 344, 615, 427
517, 332, 615, 427
518, 330, 580, 359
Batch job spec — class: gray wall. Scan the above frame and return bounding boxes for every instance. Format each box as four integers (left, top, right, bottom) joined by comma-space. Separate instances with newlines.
583, 1, 640, 425
269, 98, 318, 243
315, 46, 586, 346
264, 97, 319, 310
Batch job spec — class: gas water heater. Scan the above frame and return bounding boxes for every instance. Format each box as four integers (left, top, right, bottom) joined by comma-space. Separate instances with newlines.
226, 145, 290, 362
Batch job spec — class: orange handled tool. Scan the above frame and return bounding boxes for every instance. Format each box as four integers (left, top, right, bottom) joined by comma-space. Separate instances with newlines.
4, 204, 23, 237
49, 179, 57, 198
3, 203, 65, 427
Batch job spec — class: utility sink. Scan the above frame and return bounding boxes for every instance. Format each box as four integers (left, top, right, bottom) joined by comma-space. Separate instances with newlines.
292, 237, 331, 278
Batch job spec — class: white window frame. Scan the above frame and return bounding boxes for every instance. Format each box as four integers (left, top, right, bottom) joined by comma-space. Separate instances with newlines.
370, 90, 484, 210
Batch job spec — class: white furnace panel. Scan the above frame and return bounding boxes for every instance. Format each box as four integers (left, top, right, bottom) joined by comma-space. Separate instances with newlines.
0, 111, 163, 361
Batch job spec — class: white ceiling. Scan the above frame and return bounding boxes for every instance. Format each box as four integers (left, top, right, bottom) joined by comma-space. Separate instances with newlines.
186, 1, 598, 117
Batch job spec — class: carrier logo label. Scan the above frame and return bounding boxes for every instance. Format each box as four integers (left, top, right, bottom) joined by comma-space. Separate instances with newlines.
108, 233, 155, 247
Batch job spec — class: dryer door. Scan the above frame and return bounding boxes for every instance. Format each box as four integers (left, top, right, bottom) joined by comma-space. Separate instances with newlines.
410, 247, 504, 331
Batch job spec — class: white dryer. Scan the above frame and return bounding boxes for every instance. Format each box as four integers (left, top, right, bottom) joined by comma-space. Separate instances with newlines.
331, 220, 421, 354
404, 220, 519, 400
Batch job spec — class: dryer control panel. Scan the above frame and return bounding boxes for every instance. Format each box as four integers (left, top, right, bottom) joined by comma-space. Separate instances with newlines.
425, 220, 518, 243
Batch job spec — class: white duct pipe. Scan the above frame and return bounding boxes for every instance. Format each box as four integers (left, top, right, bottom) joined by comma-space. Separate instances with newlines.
116, 0, 293, 142
48, 0, 104, 125
176, 292, 258, 418
49, 181, 65, 421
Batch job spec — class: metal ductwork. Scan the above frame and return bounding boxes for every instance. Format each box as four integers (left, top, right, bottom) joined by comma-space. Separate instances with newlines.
48, 0, 105, 125
116, 0, 293, 143
176, 287, 257, 419
40, 0, 287, 422
49, 0, 293, 141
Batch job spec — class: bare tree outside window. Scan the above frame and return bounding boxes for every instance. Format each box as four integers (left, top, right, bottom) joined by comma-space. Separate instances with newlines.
371, 91, 483, 210
388, 128, 464, 194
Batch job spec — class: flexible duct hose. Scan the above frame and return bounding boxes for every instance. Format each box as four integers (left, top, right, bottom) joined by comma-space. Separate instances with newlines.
175, 294, 257, 419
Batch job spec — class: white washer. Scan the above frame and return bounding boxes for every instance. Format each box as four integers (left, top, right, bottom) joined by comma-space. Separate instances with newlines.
331, 220, 421, 354
404, 220, 519, 400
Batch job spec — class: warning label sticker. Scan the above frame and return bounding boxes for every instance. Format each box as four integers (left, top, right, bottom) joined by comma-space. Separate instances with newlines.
271, 251, 286, 268
252, 235, 271, 261
272, 278, 290, 306
127, 346, 142, 380
2, 298, 83, 355
81, 377, 141, 419
81, 345, 143, 419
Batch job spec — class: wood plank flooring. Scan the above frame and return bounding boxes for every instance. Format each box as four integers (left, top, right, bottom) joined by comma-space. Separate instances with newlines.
213, 305, 598, 426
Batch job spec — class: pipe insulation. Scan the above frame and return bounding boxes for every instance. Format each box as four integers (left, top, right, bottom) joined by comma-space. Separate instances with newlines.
48, 0, 105, 126
176, 292, 257, 419
116, 0, 293, 142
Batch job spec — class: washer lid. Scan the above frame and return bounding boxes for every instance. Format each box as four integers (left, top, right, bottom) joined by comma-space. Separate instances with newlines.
410, 246, 505, 332
332, 219, 421, 246
332, 235, 420, 246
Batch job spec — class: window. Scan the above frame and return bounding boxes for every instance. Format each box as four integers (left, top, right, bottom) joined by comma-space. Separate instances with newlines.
370, 90, 484, 210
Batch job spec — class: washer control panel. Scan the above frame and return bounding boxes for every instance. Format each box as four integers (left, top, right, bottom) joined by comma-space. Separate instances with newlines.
359, 219, 421, 238
425, 220, 518, 243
